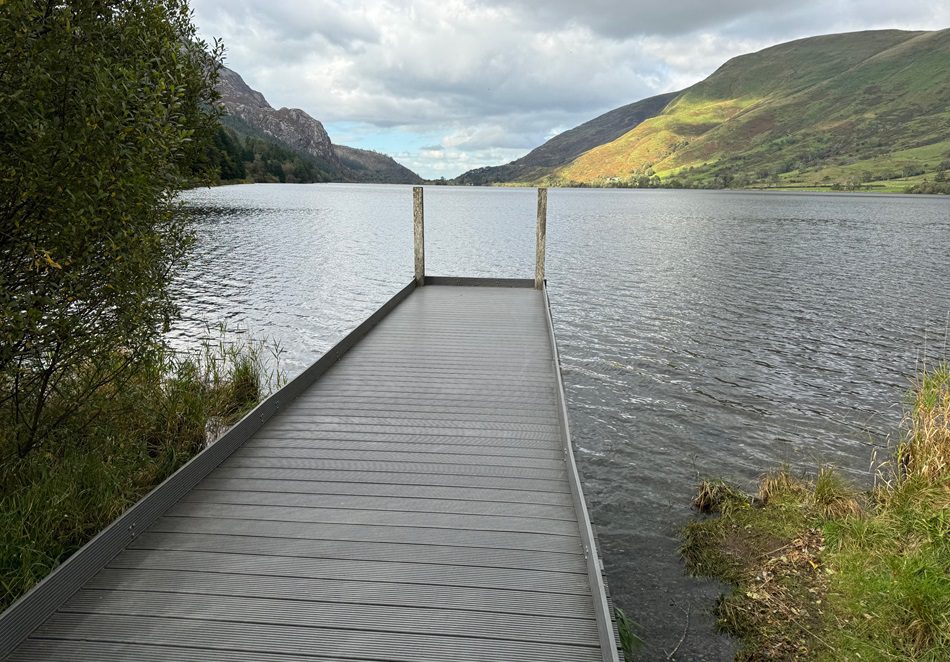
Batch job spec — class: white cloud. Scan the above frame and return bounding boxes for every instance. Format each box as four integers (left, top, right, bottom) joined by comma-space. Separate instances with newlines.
190, 0, 950, 178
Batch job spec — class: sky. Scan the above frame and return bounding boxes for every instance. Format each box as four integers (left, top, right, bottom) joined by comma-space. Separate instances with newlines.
190, 1, 949, 179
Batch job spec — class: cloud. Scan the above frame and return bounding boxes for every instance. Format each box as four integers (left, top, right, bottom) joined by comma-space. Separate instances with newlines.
479, 0, 776, 38
190, 0, 949, 178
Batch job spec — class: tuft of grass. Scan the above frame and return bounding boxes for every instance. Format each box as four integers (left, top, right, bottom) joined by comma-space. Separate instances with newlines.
683, 363, 950, 660
692, 479, 750, 515
811, 466, 862, 519
758, 465, 809, 505
0, 337, 275, 611
898, 363, 950, 483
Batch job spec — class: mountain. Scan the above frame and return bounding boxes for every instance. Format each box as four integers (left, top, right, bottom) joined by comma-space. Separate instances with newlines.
457, 29, 950, 191
455, 91, 679, 185
215, 67, 422, 185
332, 145, 423, 184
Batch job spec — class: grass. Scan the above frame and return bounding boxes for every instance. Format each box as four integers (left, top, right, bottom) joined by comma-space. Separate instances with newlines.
682, 363, 950, 660
0, 336, 275, 611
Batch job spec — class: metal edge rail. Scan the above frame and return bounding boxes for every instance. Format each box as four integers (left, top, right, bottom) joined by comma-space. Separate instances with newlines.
424, 276, 534, 288
541, 281, 622, 662
0, 280, 419, 659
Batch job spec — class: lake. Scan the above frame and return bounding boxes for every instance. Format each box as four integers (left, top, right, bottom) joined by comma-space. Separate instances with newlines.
175, 184, 950, 660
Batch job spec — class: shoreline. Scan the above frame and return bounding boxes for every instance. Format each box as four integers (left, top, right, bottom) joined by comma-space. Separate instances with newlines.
187, 180, 948, 195
682, 364, 950, 660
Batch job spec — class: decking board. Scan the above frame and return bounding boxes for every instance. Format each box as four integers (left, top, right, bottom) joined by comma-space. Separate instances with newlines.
2, 284, 618, 661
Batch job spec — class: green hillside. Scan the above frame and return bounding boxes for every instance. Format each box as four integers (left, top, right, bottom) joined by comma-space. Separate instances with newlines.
467, 29, 950, 192
455, 91, 678, 185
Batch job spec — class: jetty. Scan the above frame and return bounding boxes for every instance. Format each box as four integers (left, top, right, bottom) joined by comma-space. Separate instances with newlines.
0, 188, 622, 661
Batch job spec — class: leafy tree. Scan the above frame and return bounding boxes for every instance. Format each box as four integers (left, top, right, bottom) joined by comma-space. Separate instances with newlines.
0, 1, 223, 456
194, 125, 247, 182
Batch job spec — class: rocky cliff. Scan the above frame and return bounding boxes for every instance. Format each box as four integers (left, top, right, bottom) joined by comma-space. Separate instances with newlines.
216, 67, 421, 184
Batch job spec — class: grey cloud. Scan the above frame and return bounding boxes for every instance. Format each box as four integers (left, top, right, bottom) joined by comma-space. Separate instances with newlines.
202, 0, 380, 45
484, 0, 947, 40
480, 0, 781, 38
715, 1, 949, 42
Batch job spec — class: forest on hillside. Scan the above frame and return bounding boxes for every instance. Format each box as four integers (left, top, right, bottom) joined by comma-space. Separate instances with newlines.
197, 125, 334, 184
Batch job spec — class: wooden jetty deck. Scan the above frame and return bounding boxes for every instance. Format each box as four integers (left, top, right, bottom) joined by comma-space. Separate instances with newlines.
0, 189, 621, 661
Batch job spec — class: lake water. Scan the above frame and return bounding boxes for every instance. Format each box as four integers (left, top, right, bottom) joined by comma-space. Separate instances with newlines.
175, 184, 950, 660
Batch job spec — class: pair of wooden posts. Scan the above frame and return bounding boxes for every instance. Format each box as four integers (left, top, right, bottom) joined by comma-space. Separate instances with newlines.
411, 186, 548, 288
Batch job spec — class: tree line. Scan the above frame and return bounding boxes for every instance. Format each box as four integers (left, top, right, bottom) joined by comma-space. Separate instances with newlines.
197, 124, 335, 184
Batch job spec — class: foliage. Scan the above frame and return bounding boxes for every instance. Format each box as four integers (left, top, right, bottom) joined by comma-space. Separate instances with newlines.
200, 125, 248, 182
240, 132, 332, 184
682, 365, 950, 660
0, 338, 272, 610
197, 121, 336, 184
906, 179, 950, 194
0, 1, 223, 456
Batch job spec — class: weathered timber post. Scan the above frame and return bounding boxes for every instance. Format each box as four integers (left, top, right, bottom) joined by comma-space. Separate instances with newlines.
413, 186, 425, 285
535, 187, 547, 289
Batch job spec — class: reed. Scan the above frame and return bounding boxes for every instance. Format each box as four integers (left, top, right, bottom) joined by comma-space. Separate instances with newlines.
615, 607, 644, 658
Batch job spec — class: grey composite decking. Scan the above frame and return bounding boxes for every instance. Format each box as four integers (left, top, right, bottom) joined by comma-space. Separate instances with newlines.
2, 283, 619, 661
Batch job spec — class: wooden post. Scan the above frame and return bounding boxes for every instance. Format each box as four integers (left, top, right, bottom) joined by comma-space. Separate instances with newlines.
535, 187, 547, 289
413, 186, 425, 285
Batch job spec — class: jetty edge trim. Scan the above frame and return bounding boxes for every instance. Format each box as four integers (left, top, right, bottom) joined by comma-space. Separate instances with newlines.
424, 276, 534, 288
0, 279, 418, 658
542, 281, 622, 662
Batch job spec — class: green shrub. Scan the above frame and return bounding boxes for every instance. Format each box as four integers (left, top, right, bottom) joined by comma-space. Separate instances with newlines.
0, 1, 223, 456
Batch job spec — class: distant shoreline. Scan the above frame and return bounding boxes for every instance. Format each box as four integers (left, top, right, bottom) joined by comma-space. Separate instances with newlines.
187, 180, 948, 195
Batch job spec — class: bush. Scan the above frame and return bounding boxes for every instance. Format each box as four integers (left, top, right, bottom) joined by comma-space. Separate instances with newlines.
907, 180, 950, 194
0, 1, 223, 457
